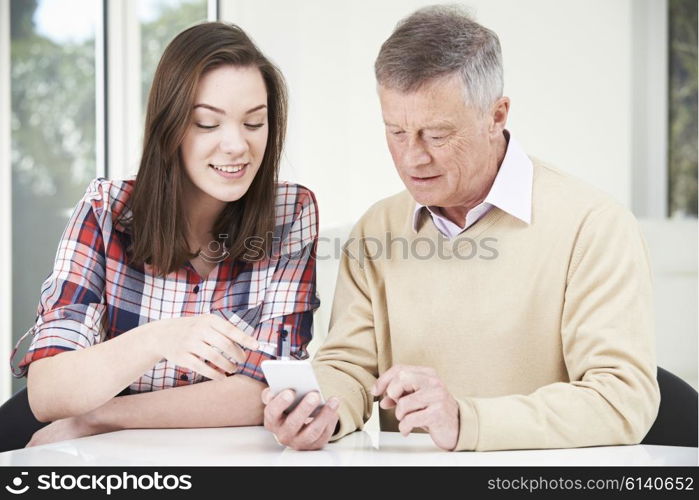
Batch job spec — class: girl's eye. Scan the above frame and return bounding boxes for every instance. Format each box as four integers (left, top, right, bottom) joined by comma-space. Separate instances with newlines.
244, 123, 265, 130
195, 123, 218, 130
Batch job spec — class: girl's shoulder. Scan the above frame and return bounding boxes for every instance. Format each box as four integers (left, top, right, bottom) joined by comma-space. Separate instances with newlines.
274, 182, 318, 223
80, 177, 135, 231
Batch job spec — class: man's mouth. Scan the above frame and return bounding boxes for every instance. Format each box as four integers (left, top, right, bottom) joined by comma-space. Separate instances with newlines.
411, 174, 440, 181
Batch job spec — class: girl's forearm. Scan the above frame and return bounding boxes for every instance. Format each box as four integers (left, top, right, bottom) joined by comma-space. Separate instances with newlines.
27, 322, 163, 421
85, 375, 265, 430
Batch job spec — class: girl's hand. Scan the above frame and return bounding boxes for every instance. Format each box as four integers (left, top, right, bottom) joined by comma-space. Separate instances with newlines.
149, 314, 259, 381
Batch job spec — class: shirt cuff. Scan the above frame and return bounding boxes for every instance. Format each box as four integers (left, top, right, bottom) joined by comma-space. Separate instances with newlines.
313, 363, 368, 442
454, 397, 479, 451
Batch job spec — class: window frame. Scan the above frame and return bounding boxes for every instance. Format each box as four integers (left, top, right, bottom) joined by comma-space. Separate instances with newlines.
106, 0, 218, 181
631, 0, 669, 218
1, 0, 12, 402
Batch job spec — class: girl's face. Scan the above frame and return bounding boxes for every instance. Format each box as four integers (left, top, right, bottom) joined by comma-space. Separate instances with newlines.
180, 65, 269, 209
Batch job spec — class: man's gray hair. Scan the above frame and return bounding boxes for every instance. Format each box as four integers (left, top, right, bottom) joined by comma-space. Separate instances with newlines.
375, 5, 503, 113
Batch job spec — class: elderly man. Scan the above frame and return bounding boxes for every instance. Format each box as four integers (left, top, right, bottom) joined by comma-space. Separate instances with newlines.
262, 5, 659, 451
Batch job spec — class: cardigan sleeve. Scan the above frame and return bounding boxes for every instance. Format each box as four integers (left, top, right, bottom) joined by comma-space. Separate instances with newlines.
313, 224, 379, 441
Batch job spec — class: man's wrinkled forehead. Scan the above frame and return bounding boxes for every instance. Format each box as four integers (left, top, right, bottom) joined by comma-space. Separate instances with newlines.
377, 75, 470, 128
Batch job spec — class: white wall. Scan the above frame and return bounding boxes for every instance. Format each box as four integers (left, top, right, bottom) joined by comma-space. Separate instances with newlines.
221, 0, 634, 228
220, 0, 697, 389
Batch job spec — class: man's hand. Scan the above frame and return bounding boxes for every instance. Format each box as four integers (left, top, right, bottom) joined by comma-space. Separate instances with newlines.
261, 389, 340, 450
26, 413, 115, 447
372, 365, 460, 451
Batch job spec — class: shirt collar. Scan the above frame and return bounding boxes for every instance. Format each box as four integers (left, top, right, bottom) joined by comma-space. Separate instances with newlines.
412, 130, 533, 232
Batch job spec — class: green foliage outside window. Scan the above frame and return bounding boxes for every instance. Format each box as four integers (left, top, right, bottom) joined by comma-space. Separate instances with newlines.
668, 0, 698, 217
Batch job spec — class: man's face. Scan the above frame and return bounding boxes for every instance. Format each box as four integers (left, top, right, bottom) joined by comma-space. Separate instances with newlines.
378, 73, 505, 212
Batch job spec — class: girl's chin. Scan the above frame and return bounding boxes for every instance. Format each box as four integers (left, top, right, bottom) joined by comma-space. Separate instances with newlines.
209, 185, 252, 204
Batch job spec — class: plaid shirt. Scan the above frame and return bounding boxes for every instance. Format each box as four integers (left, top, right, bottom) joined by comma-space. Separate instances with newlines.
12, 178, 320, 393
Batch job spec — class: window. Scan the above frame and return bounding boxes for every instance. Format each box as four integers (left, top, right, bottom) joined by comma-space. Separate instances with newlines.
668, 0, 698, 218
10, 0, 100, 394
7, 0, 212, 396
140, 0, 208, 114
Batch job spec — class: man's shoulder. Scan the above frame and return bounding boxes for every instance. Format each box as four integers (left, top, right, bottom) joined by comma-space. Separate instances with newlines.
353, 189, 415, 233
531, 159, 629, 221
368, 189, 415, 214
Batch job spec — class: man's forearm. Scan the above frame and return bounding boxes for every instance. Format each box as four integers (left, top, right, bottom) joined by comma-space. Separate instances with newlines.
86, 375, 266, 431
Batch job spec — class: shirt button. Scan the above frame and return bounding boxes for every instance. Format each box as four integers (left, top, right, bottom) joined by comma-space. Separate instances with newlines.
193, 285, 200, 293
180, 373, 188, 381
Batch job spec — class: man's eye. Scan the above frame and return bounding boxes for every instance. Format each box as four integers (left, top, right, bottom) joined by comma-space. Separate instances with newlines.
196, 123, 218, 129
391, 131, 405, 136
426, 133, 449, 143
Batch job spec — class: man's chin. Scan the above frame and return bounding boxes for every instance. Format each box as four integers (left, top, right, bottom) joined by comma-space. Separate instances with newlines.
406, 188, 440, 207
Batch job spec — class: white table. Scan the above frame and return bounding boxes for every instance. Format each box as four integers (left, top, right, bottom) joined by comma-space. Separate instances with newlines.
0, 427, 696, 466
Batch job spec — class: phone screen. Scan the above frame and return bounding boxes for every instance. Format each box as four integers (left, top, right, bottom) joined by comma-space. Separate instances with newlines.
261, 360, 325, 413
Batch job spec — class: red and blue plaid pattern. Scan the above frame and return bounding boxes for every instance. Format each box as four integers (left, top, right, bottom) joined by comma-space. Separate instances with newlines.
12, 178, 320, 392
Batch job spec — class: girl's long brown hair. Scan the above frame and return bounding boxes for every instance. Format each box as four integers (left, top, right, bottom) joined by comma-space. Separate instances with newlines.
127, 22, 287, 275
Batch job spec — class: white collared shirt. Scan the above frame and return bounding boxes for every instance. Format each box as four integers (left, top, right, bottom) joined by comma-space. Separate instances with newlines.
412, 131, 533, 238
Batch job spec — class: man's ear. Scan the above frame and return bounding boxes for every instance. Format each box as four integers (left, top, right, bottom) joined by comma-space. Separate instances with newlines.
489, 96, 510, 138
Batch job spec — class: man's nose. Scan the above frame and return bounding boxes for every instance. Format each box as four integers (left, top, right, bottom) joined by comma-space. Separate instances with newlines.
402, 136, 431, 168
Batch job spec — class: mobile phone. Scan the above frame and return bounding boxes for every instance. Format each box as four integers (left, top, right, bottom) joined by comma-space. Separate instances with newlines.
261, 360, 325, 414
